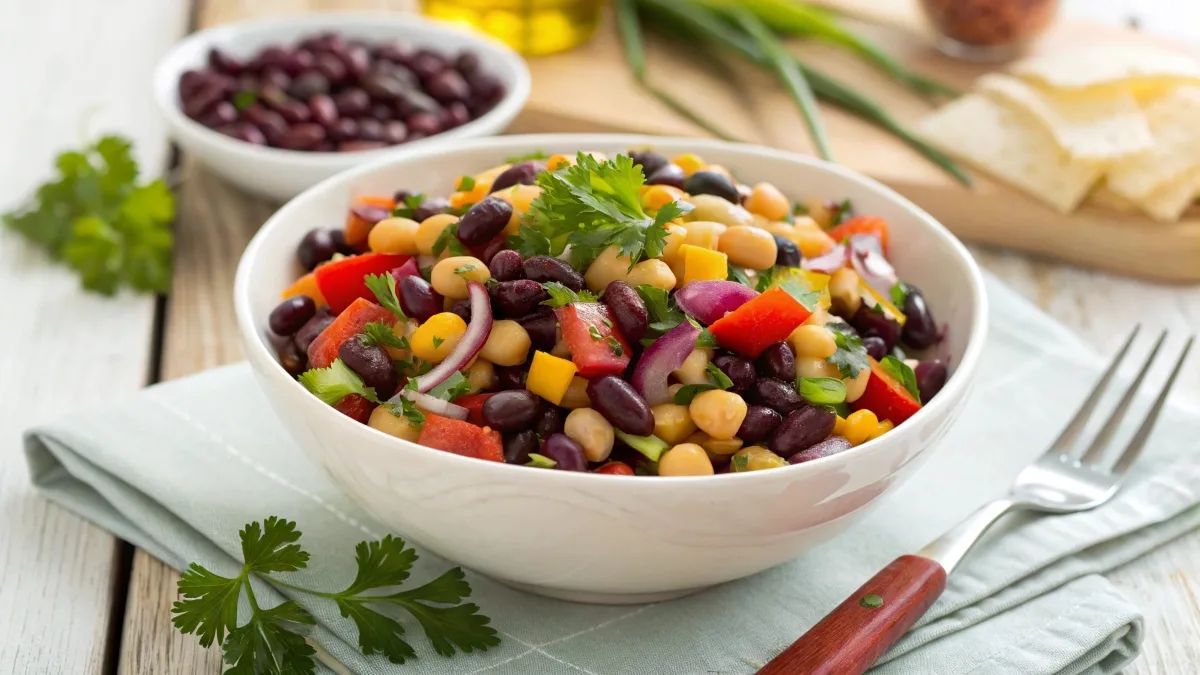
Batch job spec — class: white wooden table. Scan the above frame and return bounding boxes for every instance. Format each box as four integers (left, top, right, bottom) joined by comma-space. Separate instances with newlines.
1, 1, 1197, 673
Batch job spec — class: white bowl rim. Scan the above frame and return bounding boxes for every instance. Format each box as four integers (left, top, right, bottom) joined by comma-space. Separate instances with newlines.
234, 133, 990, 488
152, 10, 532, 167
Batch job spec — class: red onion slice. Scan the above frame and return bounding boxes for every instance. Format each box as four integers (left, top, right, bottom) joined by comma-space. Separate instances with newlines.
675, 281, 759, 325
390, 257, 420, 282
848, 234, 898, 298
631, 321, 701, 406
802, 244, 847, 274
411, 281, 492, 393
401, 390, 469, 420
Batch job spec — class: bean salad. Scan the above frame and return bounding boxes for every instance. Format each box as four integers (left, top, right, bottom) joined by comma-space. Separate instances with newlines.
269, 150, 948, 476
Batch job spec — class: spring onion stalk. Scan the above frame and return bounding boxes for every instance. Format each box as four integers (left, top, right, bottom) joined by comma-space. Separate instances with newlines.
636, 0, 971, 185
734, 10, 833, 161
613, 0, 743, 142
694, 0, 959, 99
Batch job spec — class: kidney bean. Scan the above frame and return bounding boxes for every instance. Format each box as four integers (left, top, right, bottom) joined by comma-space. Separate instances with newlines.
182, 84, 227, 119
276, 338, 307, 377
278, 123, 325, 150
362, 72, 408, 101
916, 359, 948, 402
628, 150, 668, 178
289, 72, 329, 100
541, 433, 587, 471
442, 102, 471, 129
339, 140, 387, 152
495, 280, 549, 318
683, 171, 739, 203
220, 122, 267, 146
273, 99, 312, 124
602, 281, 648, 342
382, 120, 408, 145
737, 405, 782, 444
770, 405, 836, 459
179, 70, 209, 98
260, 67, 292, 91
773, 235, 801, 267
405, 111, 442, 137
488, 249, 524, 281
398, 275, 442, 322
712, 354, 756, 394
370, 102, 394, 121
788, 435, 853, 465
208, 48, 245, 75
200, 101, 238, 128
757, 342, 795, 381
358, 118, 385, 142
504, 430, 538, 464
490, 161, 544, 193
244, 105, 288, 142
314, 52, 348, 84
851, 304, 902, 352
466, 72, 504, 113
413, 196, 450, 223
329, 117, 359, 142
901, 286, 938, 349
456, 196, 513, 247
297, 229, 340, 270
482, 390, 541, 431
523, 256, 585, 292
284, 50, 315, 77
338, 337, 398, 396
534, 401, 565, 437
395, 88, 442, 117
333, 88, 370, 117
587, 376, 654, 436
269, 296, 317, 336
294, 308, 335, 355
308, 95, 338, 127
517, 310, 558, 352
344, 44, 371, 79
750, 377, 805, 415
378, 41, 416, 65
410, 51, 447, 81
425, 69, 470, 103
646, 163, 686, 189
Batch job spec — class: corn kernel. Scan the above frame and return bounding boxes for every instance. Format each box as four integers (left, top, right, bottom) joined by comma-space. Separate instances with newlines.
546, 153, 572, 170
672, 153, 707, 177
843, 409, 879, 446
869, 419, 895, 441
410, 312, 468, 363
833, 415, 848, 437
641, 184, 686, 211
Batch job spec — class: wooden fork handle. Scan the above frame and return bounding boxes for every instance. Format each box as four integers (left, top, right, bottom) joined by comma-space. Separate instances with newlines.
757, 555, 947, 675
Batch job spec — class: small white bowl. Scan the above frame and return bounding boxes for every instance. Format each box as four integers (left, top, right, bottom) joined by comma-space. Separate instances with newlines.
153, 12, 530, 201
235, 135, 989, 604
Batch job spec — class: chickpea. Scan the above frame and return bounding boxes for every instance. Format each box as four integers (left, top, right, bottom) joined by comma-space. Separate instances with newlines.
801, 197, 833, 228
667, 382, 685, 399
796, 356, 842, 380
496, 184, 542, 236
681, 220, 727, 250
367, 217, 421, 255
730, 445, 788, 472
624, 259, 676, 291
658, 443, 714, 476
551, 330, 572, 359
564, 408, 615, 463
828, 268, 862, 317
718, 226, 777, 270
411, 312, 468, 363
478, 319, 531, 367
415, 213, 460, 256
673, 349, 711, 385
652, 403, 697, 444
584, 246, 633, 293
794, 227, 838, 259
803, 307, 833, 327
466, 358, 496, 392
687, 194, 754, 228
368, 405, 422, 442
561, 376, 592, 409
744, 182, 791, 221
688, 390, 748, 440
844, 367, 871, 403
685, 430, 743, 458
431, 255, 490, 300
788, 324, 837, 359
661, 224, 688, 265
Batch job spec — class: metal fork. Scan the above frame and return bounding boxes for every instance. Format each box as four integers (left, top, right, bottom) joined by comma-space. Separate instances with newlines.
757, 327, 1195, 675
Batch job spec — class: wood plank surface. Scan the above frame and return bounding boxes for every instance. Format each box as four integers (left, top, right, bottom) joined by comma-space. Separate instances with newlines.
0, 1, 191, 673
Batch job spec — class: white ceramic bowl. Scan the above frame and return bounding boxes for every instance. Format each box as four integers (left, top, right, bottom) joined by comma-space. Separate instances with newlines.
235, 135, 988, 604
153, 12, 530, 201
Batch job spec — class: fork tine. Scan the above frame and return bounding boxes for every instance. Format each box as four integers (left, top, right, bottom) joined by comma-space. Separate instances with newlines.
1044, 325, 1140, 457
1079, 330, 1168, 465
1109, 336, 1194, 475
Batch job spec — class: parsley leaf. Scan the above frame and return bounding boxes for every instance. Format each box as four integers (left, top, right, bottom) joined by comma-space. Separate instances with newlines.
392, 193, 426, 220
505, 150, 549, 163
797, 377, 847, 405
728, 266, 755, 289
3, 135, 175, 295
454, 263, 478, 276
540, 281, 600, 307
685, 316, 720, 348
829, 199, 853, 227
456, 175, 477, 192
527, 453, 557, 468
826, 329, 869, 378
637, 284, 686, 337
384, 397, 425, 428
731, 454, 749, 472
777, 279, 821, 310
673, 362, 734, 404
360, 322, 409, 350
890, 281, 910, 308
880, 356, 921, 402
426, 371, 471, 401
364, 273, 406, 321
299, 359, 381, 406
231, 91, 257, 111
754, 266, 777, 292
222, 600, 318, 674
431, 335, 445, 349
432, 222, 466, 256
510, 224, 553, 258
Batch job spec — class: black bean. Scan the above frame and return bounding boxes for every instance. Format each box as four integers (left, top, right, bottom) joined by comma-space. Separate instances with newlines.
297, 228, 340, 270
757, 342, 795, 381
495, 280, 549, 318
901, 285, 938, 349
488, 249, 524, 281
504, 430, 538, 464
398, 275, 442, 322
489, 161, 544, 193
283, 50, 315, 77
773, 234, 801, 267
370, 102, 394, 121
769, 405, 836, 459
456, 196, 512, 246
534, 400, 565, 438
481, 390, 541, 431
412, 196, 450, 222
269, 296, 317, 336
517, 310, 558, 352
276, 338, 307, 377
645, 163, 686, 189
916, 359, 948, 402
294, 309, 335, 356
378, 41, 416, 65
851, 304, 902, 352
750, 377, 805, 415
683, 171, 739, 203
338, 337, 399, 397
737, 405, 782, 444
540, 433, 587, 471
449, 299, 471, 323
587, 376, 654, 436
862, 336, 887, 361
602, 281, 648, 342
712, 354, 757, 394
628, 150, 668, 178
523, 256, 585, 292
289, 71, 329, 100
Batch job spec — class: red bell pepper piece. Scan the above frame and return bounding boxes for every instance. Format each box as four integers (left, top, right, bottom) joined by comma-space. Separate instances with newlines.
307, 297, 396, 369
708, 286, 813, 357
555, 303, 632, 378
827, 216, 889, 255
594, 461, 635, 476
851, 357, 922, 424
417, 413, 504, 462
334, 394, 376, 424
314, 252, 411, 313
452, 392, 494, 426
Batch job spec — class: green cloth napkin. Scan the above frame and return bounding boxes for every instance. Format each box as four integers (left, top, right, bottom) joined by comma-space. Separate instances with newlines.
25, 274, 1200, 675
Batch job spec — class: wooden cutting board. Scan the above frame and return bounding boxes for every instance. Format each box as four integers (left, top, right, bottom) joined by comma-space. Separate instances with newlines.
511, 2, 1200, 282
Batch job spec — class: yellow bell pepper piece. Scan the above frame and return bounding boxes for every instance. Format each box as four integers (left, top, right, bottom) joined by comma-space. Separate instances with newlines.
526, 351, 578, 405
769, 268, 832, 310
680, 244, 728, 285
281, 271, 327, 308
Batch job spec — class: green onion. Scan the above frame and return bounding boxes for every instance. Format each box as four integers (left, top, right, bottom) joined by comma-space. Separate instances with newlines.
734, 10, 833, 161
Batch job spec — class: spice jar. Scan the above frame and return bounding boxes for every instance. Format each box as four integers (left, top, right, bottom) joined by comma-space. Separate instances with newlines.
920, 0, 1060, 62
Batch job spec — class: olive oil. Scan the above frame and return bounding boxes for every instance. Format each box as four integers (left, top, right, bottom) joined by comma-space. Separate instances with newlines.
421, 0, 603, 56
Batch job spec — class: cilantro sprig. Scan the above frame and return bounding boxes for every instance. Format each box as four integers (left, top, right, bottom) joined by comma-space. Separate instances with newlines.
360, 322, 409, 350
172, 517, 499, 672
299, 359, 380, 406
880, 356, 921, 402
827, 328, 869, 378
541, 281, 600, 308
512, 153, 693, 269
364, 273, 406, 321
426, 371, 472, 401
3, 135, 175, 295
392, 193, 426, 220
